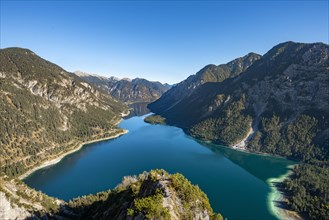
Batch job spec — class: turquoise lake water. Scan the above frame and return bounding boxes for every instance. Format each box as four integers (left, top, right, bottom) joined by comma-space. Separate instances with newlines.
24, 115, 294, 220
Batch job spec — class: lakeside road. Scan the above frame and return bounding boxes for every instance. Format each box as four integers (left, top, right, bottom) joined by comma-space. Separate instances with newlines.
19, 129, 128, 180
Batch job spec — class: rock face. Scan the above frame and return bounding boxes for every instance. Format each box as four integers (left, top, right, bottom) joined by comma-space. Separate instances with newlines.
75, 72, 171, 104
0, 48, 127, 177
0, 176, 62, 220
0, 192, 32, 220
149, 42, 329, 161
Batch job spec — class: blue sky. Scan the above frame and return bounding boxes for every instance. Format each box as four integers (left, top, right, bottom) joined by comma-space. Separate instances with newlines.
1, 1, 328, 84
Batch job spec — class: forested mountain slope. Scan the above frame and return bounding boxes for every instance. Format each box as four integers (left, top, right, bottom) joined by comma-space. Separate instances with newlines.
149, 52, 261, 113
0, 48, 128, 177
149, 42, 329, 160
0, 49, 221, 220
149, 42, 329, 219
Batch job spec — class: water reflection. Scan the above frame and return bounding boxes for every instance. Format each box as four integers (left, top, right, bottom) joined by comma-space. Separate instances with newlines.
124, 102, 151, 118
24, 115, 293, 220
196, 140, 295, 183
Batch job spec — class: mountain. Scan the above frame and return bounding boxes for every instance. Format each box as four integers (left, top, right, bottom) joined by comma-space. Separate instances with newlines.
0, 47, 128, 178
108, 77, 170, 103
148, 41, 329, 219
75, 72, 171, 104
149, 42, 328, 159
0, 170, 222, 220
149, 52, 261, 113
74, 70, 110, 91
0, 48, 221, 220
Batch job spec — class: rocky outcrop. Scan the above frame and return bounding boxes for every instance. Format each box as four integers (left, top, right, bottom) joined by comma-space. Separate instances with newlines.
0, 192, 32, 220
0, 176, 63, 220
66, 170, 222, 220
1, 170, 222, 220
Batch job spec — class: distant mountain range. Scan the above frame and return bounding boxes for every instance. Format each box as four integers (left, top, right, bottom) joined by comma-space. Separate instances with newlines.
75, 71, 171, 104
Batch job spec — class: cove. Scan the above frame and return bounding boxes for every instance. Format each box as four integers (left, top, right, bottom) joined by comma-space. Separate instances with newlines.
23, 115, 295, 220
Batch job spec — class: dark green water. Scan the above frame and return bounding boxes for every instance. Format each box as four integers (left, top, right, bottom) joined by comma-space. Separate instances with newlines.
24, 115, 294, 220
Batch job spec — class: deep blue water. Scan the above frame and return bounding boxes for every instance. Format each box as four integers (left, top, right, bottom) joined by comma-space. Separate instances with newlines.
24, 115, 294, 220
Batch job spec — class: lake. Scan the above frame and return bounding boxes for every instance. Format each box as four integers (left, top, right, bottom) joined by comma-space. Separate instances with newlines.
24, 114, 295, 220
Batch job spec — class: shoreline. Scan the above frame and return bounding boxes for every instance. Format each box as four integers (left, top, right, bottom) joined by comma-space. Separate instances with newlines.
115, 118, 123, 125
194, 134, 288, 160
120, 110, 130, 117
232, 125, 254, 151
187, 128, 301, 219
267, 164, 303, 220
19, 129, 128, 180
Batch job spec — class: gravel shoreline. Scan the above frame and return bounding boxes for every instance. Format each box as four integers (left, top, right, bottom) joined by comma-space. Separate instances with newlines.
19, 129, 128, 180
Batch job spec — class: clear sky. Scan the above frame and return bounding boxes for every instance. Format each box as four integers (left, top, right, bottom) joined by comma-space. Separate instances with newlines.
1, 1, 328, 84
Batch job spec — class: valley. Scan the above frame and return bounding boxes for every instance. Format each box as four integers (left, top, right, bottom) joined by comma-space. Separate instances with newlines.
1, 1, 328, 219
23, 114, 295, 220
0, 41, 328, 220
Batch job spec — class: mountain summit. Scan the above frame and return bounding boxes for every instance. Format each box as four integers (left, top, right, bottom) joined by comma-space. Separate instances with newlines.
149, 52, 261, 113
149, 41, 329, 159
75, 72, 171, 104
148, 41, 329, 219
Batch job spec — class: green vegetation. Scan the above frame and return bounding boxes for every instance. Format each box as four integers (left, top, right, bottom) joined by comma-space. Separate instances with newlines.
170, 173, 223, 220
148, 42, 329, 219
0, 48, 127, 177
144, 114, 167, 125
197, 53, 261, 83
0, 48, 222, 219
66, 169, 222, 219
149, 52, 261, 116
283, 162, 329, 219
133, 191, 170, 219
248, 114, 321, 161
190, 96, 252, 146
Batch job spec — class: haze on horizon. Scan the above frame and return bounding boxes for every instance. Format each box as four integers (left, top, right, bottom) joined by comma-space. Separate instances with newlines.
1, 0, 328, 84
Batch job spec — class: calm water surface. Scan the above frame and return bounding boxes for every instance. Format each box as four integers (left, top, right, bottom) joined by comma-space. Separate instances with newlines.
24, 115, 294, 220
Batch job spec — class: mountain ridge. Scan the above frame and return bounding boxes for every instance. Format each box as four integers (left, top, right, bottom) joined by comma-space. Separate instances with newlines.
148, 41, 329, 219
149, 41, 329, 151
0, 47, 128, 177
0, 47, 221, 220
74, 71, 171, 104
149, 52, 261, 113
